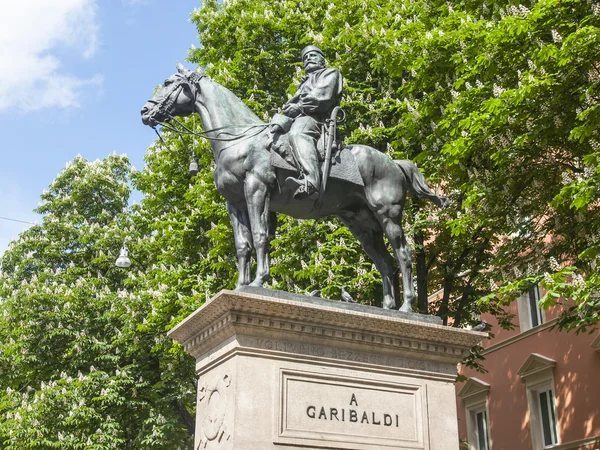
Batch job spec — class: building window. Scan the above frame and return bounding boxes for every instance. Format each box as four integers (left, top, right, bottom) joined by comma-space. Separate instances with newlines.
474, 409, 491, 450
592, 334, 600, 353
538, 388, 558, 447
458, 378, 492, 450
517, 284, 545, 332
528, 284, 543, 328
517, 353, 560, 449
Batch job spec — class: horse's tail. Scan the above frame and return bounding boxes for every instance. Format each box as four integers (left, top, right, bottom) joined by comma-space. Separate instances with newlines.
394, 160, 450, 209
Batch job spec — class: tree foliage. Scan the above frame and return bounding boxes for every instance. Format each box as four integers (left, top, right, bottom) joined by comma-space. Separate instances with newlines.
0, 155, 197, 448
190, 0, 599, 330
1, 0, 599, 447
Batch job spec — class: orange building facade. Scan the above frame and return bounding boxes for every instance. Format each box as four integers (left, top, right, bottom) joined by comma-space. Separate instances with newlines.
455, 287, 600, 450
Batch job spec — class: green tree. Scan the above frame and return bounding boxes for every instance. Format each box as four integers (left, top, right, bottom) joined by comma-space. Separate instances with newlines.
0, 155, 197, 448
189, 0, 599, 332
2, 0, 599, 446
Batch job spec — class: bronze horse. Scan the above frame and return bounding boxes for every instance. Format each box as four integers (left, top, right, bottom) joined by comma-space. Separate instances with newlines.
141, 63, 448, 311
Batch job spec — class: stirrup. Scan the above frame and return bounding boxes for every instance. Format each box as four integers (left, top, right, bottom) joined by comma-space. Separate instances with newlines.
285, 177, 317, 200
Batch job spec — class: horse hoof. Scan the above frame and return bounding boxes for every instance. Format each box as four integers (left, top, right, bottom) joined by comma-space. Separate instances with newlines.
382, 297, 396, 310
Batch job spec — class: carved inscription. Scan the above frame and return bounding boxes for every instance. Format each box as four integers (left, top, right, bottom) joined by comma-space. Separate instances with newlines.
255, 338, 453, 374
278, 370, 426, 448
306, 393, 402, 427
257, 339, 325, 357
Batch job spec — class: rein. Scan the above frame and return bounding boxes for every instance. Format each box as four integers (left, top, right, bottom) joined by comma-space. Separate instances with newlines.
152, 119, 270, 176
158, 118, 269, 142
149, 71, 275, 175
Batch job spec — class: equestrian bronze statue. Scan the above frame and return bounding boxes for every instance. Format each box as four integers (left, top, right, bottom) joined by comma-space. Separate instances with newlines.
141, 49, 448, 312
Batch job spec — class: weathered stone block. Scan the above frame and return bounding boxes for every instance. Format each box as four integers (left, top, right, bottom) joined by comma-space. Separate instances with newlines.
168, 288, 485, 450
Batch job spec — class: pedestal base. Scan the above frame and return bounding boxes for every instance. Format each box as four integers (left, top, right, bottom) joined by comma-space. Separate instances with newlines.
168, 288, 485, 450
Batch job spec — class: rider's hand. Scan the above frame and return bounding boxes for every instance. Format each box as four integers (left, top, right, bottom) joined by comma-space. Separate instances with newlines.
299, 94, 319, 112
283, 103, 301, 118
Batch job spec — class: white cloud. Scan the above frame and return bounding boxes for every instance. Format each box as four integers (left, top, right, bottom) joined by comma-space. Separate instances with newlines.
0, 0, 102, 112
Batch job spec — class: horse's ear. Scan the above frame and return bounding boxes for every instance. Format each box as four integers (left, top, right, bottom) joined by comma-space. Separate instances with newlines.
176, 61, 188, 74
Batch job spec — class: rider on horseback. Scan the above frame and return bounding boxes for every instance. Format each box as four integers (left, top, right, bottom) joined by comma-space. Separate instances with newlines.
275, 45, 343, 200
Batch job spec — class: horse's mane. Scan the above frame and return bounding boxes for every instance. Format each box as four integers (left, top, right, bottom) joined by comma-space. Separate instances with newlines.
199, 77, 265, 126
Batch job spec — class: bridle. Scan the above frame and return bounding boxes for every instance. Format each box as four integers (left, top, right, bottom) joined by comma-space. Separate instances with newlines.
147, 72, 269, 145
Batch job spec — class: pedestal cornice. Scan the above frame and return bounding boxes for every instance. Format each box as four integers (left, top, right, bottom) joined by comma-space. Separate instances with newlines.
168, 289, 486, 366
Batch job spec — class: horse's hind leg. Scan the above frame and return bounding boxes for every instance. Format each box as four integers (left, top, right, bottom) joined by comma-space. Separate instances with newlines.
244, 175, 271, 287
339, 211, 397, 309
227, 202, 252, 289
378, 212, 415, 312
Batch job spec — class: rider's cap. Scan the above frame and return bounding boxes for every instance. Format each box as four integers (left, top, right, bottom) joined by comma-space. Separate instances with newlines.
301, 45, 325, 61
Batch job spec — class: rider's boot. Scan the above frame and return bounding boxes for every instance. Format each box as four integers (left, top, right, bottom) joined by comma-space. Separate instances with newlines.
286, 133, 321, 200
285, 176, 318, 200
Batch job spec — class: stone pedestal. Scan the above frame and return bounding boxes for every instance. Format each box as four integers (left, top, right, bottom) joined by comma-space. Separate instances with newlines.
168, 287, 485, 450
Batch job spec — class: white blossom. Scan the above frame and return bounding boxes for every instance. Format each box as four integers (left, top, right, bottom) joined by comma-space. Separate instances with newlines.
572, 274, 585, 287
551, 29, 562, 43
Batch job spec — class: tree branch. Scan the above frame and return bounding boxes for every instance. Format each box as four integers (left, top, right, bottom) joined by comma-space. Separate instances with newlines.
172, 400, 195, 436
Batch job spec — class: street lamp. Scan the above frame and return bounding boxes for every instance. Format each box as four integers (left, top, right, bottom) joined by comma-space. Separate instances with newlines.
189, 154, 199, 176
115, 240, 131, 268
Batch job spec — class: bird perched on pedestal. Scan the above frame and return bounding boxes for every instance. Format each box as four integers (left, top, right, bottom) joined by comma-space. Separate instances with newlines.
472, 321, 489, 332
341, 287, 355, 303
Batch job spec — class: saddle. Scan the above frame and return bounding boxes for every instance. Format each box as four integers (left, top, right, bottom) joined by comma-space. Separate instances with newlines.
267, 115, 364, 187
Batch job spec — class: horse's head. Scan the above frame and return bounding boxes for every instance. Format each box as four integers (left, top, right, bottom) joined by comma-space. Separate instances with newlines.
141, 62, 204, 127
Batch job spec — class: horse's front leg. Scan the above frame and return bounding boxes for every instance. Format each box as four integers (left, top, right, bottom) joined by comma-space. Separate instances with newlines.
244, 175, 271, 287
227, 202, 252, 289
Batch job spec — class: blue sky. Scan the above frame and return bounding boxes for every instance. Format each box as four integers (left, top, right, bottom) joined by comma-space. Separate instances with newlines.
0, 0, 200, 254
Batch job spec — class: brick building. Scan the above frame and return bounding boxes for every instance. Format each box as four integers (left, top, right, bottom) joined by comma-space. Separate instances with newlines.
456, 286, 600, 449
